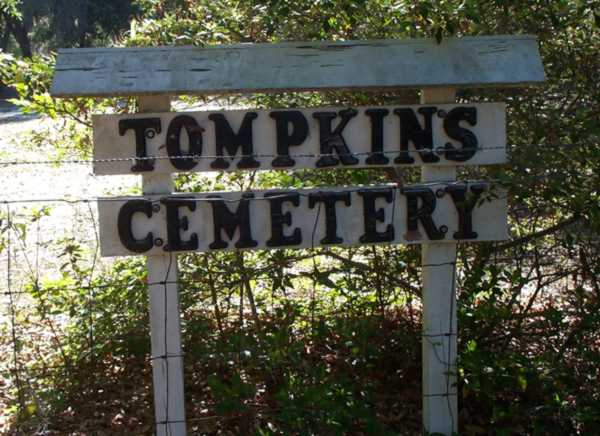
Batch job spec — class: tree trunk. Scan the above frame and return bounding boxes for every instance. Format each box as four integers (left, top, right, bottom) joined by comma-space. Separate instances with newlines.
203, 255, 224, 336
78, 0, 89, 47
5, 15, 32, 58
236, 251, 260, 325
1, 21, 10, 51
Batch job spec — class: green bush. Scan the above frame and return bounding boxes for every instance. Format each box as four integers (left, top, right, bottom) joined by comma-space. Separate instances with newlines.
2, 0, 600, 434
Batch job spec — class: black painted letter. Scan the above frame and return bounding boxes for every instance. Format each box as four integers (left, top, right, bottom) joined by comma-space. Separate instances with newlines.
312, 109, 359, 167
365, 109, 390, 165
117, 199, 154, 253
394, 107, 439, 164
270, 111, 309, 168
265, 192, 302, 247
445, 183, 486, 239
166, 115, 204, 170
308, 191, 351, 244
358, 188, 394, 243
118, 118, 161, 172
401, 186, 444, 241
209, 112, 259, 169
162, 197, 199, 251
443, 107, 478, 162
208, 194, 258, 249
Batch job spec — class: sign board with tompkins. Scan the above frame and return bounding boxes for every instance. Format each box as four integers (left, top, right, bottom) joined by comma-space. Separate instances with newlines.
92, 103, 506, 175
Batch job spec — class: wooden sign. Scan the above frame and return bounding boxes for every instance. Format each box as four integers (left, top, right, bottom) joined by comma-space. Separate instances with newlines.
92, 103, 506, 175
50, 36, 545, 436
97, 182, 507, 257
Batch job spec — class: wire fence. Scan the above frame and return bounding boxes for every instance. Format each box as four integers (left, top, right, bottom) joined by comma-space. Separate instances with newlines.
0, 140, 595, 168
0, 142, 591, 434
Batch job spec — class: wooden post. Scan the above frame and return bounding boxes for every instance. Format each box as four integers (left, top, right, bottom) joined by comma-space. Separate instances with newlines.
139, 95, 187, 436
420, 87, 458, 434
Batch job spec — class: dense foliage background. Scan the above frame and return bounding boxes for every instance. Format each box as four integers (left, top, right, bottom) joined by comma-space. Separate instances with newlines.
1, 0, 600, 434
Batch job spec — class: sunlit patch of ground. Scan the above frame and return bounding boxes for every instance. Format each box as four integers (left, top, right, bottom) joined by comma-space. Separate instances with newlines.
0, 104, 139, 433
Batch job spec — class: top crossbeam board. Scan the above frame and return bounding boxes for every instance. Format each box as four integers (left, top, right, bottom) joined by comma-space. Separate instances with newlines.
50, 36, 545, 97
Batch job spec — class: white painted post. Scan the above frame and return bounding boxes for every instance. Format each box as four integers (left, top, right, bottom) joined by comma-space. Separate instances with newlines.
139, 95, 187, 436
420, 88, 458, 434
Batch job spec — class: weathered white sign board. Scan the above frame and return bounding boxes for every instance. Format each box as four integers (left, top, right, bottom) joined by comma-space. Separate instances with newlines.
92, 104, 506, 175
98, 183, 507, 257
50, 36, 545, 97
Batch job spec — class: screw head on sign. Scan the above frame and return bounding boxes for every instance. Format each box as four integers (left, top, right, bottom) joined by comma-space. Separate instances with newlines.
436, 189, 446, 199
146, 129, 156, 139
154, 238, 164, 247
439, 225, 448, 234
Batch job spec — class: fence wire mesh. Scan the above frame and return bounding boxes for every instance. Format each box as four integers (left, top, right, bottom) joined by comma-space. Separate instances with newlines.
0, 139, 592, 434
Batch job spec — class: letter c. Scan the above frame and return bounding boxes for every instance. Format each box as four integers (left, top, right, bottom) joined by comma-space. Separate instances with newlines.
117, 199, 154, 253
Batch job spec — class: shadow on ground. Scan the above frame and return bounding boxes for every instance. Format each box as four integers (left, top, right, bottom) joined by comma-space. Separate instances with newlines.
0, 86, 38, 124
0, 100, 39, 125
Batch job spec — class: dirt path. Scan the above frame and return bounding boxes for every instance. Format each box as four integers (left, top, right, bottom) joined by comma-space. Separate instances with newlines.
0, 104, 139, 311
1, 101, 136, 201
1, 102, 138, 279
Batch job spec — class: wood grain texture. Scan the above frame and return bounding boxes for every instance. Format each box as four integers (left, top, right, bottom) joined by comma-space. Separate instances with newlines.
51, 36, 545, 97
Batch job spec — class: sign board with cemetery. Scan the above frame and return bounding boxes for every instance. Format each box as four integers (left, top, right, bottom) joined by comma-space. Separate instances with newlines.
98, 182, 507, 257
